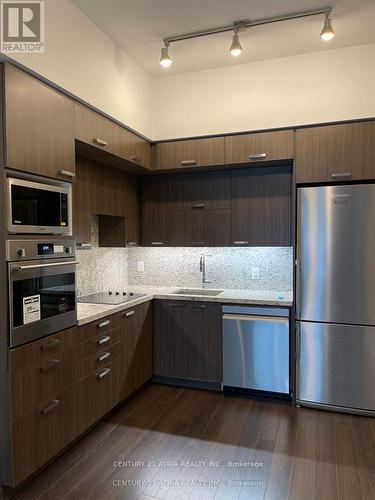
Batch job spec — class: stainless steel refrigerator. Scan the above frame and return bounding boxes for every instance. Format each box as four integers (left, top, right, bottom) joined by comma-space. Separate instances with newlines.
296, 184, 375, 416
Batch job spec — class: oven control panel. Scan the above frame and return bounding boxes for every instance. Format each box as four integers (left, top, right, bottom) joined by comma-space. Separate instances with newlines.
6, 240, 76, 262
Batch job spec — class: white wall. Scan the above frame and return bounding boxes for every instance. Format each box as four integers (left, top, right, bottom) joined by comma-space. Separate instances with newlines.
3, 0, 152, 137
152, 43, 375, 140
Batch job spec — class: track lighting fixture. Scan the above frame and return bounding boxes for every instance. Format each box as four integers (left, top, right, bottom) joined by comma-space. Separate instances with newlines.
230, 27, 243, 57
159, 6, 334, 67
159, 42, 172, 67
320, 12, 335, 41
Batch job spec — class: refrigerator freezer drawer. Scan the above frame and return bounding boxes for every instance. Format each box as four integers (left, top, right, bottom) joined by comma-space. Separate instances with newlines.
297, 322, 375, 411
223, 312, 289, 394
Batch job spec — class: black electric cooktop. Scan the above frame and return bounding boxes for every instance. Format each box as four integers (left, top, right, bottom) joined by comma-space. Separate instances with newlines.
77, 291, 146, 305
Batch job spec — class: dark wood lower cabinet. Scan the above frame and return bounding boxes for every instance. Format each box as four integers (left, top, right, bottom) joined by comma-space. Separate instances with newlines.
153, 300, 222, 383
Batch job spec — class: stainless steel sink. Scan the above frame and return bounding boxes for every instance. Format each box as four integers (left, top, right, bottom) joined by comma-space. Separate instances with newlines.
172, 288, 223, 297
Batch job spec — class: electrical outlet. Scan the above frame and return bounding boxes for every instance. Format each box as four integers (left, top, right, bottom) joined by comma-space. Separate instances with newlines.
251, 267, 260, 280
137, 261, 145, 272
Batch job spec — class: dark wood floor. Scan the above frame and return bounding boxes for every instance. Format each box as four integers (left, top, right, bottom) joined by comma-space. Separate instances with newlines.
3, 384, 375, 500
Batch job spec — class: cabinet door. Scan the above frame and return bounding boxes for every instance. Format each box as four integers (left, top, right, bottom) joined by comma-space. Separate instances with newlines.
155, 137, 225, 170
74, 157, 92, 247
295, 122, 375, 183
123, 173, 140, 246
12, 384, 78, 485
4, 65, 75, 180
119, 130, 152, 170
74, 102, 121, 157
231, 166, 292, 246
185, 302, 222, 382
169, 171, 231, 211
141, 175, 169, 246
120, 302, 153, 398
153, 301, 190, 378
225, 130, 293, 165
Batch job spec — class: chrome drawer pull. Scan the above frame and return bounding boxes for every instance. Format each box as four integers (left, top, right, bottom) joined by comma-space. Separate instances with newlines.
40, 399, 60, 415
98, 352, 110, 362
40, 359, 60, 372
98, 335, 110, 345
40, 339, 61, 352
78, 242, 92, 249
170, 303, 186, 308
127, 241, 137, 247
191, 304, 207, 309
124, 310, 135, 317
97, 368, 111, 379
58, 170, 75, 178
331, 172, 352, 178
249, 153, 267, 160
151, 242, 164, 246
181, 160, 197, 166
234, 240, 249, 245
191, 203, 205, 209
98, 320, 110, 328
93, 137, 107, 147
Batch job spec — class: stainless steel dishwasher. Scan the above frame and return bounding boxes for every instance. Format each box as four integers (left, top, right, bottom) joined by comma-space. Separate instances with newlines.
223, 305, 290, 396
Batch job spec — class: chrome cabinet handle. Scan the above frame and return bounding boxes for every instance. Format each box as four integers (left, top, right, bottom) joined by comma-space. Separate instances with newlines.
98, 320, 110, 328
169, 302, 186, 308
16, 260, 79, 271
93, 137, 107, 147
234, 240, 249, 245
98, 335, 110, 345
331, 172, 352, 179
98, 352, 110, 362
78, 242, 92, 248
151, 242, 164, 246
40, 359, 60, 372
40, 399, 60, 415
127, 242, 137, 247
191, 203, 205, 209
124, 310, 135, 317
129, 156, 143, 163
249, 153, 267, 160
97, 368, 111, 379
181, 160, 197, 166
191, 304, 207, 309
58, 170, 76, 178
40, 339, 61, 351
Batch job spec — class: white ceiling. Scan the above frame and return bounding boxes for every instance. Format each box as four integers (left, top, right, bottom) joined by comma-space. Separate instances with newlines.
71, 0, 375, 76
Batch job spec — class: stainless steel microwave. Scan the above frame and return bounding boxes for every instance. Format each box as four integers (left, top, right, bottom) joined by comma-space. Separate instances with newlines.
7, 174, 73, 236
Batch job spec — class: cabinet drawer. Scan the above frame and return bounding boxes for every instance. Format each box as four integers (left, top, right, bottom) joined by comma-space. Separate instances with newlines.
78, 341, 121, 379
225, 130, 293, 165
77, 314, 119, 343
12, 384, 78, 485
77, 359, 121, 434
155, 137, 225, 170
11, 345, 77, 420
78, 327, 121, 362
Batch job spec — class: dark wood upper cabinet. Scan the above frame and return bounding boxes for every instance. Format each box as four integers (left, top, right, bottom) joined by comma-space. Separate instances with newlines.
153, 300, 222, 383
155, 137, 225, 170
74, 157, 92, 247
295, 122, 375, 183
91, 163, 126, 217
141, 175, 169, 246
231, 166, 292, 246
225, 130, 294, 165
119, 129, 151, 170
4, 64, 75, 181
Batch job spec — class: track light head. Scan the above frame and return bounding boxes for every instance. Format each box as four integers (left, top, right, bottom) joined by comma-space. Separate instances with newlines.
160, 42, 172, 67
320, 12, 335, 41
230, 28, 243, 57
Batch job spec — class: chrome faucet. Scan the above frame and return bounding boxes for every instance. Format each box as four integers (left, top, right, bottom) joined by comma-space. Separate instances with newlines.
200, 254, 211, 287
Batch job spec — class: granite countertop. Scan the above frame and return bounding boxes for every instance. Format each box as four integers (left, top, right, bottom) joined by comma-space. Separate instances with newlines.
77, 286, 293, 326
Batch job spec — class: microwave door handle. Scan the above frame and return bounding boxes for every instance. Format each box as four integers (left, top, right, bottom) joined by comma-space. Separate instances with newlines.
15, 261, 79, 271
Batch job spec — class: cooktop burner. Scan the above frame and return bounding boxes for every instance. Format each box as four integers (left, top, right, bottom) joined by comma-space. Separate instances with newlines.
78, 291, 146, 305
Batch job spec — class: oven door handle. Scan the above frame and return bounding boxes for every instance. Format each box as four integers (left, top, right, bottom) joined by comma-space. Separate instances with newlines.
15, 261, 79, 271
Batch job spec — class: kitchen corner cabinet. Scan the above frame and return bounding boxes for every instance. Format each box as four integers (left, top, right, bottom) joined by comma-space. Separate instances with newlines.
3, 64, 75, 180
141, 175, 169, 246
295, 121, 375, 183
225, 130, 294, 165
155, 137, 225, 170
153, 300, 222, 383
74, 157, 92, 247
231, 166, 292, 246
